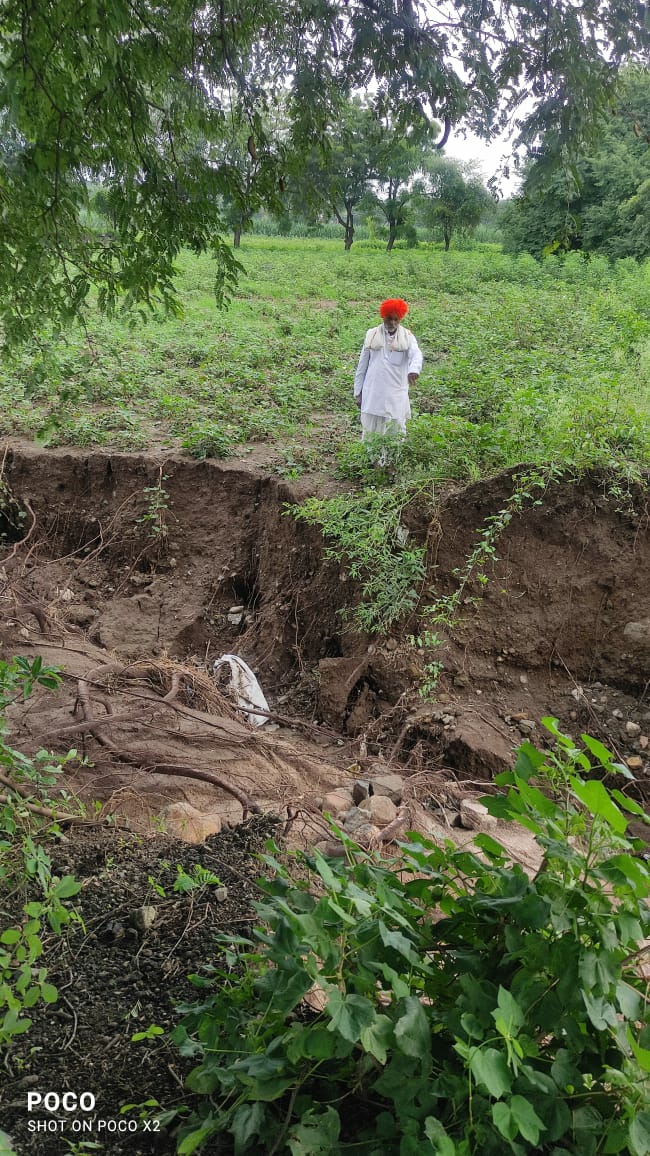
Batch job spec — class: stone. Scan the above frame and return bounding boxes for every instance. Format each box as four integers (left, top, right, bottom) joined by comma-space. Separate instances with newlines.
352, 779, 372, 805
623, 619, 650, 647
625, 721, 641, 738
321, 790, 354, 817
130, 905, 157, 933
626, 756, 644, 771
66, 604, 98, 627
358, 795, 398, 829
518, 720, 536, 734
162, 802, 223, 844
459, 799, 497, 831
370, 772, 404, 804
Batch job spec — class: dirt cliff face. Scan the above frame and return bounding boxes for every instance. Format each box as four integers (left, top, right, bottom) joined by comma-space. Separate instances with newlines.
2, 444, 650, 811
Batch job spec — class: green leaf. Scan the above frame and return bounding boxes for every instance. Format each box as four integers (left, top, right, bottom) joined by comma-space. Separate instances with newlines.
570, 778, 627, 834
287, 1106, 340, 1155
326, 989, 376, 1043
231, 1102, 265, 1155
580, 734, 616, 767
630, 1113, 650, 1156
394, 996, 431, 1058
360, 1014, 393, 1064
509, 1094, 545, 1144
53, 875, 82, 899
493, 986, 524, 1034
40, 982, 58, 1003
0, 929, 21, 945
378, 920, 418, 964
492, 1102, 518, 1141
627, 1027, 650, 1073
468, 1047, 512, 1098
423, 1117, 456, 1153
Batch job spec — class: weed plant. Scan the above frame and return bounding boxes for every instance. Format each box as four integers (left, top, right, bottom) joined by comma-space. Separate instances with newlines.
0, 657, 81, 1047
166, 723, 650, 1155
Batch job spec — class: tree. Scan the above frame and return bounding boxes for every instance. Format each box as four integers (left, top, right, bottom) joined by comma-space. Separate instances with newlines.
1, 0, 648, 339
366, 126, 424, 251
501, 68, 650, 260
291, 99, 382, 251
416, 157, 492, 250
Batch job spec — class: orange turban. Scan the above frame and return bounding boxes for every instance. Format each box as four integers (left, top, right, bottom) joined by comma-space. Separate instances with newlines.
379, 298, 408, 320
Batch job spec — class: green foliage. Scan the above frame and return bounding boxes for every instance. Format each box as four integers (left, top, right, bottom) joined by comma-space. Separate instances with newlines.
0, 657, 82, 1046
416, 157, 493, 251
501, 67, 650, 261
169, 724, 650, 1154
292, 486, 427, 633
1, 1, 648, 336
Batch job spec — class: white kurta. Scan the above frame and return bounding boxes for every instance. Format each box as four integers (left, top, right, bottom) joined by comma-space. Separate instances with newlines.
353, 325, 423, 430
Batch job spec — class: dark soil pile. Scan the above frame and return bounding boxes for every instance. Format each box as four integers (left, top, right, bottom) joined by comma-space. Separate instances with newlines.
1, 816, 280, 1156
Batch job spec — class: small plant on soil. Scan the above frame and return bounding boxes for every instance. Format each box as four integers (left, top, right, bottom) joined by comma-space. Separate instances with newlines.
0, 657, 81, 1048
136, 468, 172, 545
166, 722, 650, 1155
292, 486, 427, 634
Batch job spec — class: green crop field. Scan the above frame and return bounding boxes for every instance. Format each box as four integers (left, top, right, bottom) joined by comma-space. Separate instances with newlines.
2, 237, 650, 487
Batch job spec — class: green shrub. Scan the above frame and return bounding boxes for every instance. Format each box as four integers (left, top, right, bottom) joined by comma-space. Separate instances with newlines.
170, 721, 650, 1155
0, 657, 81, 1045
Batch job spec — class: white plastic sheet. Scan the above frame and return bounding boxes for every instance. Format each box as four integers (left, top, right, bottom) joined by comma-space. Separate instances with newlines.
213, 654, 269, 727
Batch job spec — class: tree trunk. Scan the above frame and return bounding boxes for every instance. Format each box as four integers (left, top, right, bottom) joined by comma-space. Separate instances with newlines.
344, 204, 354, 250
233, 227, 242, 248
387, 221, 397, 251
443, 222, 451, 251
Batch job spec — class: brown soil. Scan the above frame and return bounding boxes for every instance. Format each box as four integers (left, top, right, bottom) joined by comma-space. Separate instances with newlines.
1, 441, 650, 1155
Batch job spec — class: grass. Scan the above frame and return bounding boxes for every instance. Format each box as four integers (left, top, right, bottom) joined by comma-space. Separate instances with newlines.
2, 238, 650, 485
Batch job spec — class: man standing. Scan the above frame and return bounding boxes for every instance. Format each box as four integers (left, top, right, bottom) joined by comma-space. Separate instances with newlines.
353, 298, 423, 441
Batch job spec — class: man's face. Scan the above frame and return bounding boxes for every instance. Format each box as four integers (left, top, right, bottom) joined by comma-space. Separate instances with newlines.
383, 313, 400, 333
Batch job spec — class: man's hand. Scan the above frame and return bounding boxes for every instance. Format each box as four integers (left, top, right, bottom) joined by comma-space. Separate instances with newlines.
408, 373, 419, 385
354, 393, 362, 408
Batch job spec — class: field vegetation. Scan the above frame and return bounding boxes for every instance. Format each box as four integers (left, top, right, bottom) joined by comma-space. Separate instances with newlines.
2, 238, 649, 484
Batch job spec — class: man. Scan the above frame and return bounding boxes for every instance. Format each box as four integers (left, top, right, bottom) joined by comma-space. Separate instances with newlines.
353, 298, 423, 442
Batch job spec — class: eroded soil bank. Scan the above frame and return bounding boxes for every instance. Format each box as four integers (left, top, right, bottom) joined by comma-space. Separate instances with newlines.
1, 444, 650, 1154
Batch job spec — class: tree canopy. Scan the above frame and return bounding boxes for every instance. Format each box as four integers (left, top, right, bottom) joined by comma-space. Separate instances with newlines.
501, 67, 650, 260
1, 0, 649, 339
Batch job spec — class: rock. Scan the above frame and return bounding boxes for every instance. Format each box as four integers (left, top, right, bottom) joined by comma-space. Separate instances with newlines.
162, 802, 223, 844
623, 619, 650, 647
341, 807, 370, 833
640, 736, 649, 750
625, 721, 642, 738
65, 604, 98, 627
518, 720, 536, 734
130, 906, 157, 933
626, 756, 644, 772
612, 709, 624, 719
443, 714, 513, 778
214, 887, 229, 903
459, 799, 497, 831
358, 795, 398, 828
321, 790, 354, 817
370, 772, 404, 804
352, 779, 372, 805
519, 673, 528, 685
227, 611, 244, 625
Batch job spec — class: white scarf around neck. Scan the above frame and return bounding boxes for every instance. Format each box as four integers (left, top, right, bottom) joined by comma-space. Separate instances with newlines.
366, 323, 410, 352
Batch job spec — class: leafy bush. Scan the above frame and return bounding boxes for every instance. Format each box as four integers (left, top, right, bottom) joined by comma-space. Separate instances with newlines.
0, 657, 81, 1045
292, 486, 427, 633
170, 722, 650, 1155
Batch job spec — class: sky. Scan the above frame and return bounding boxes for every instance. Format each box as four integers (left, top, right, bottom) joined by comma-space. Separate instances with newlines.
442, 129, 523, 199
